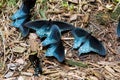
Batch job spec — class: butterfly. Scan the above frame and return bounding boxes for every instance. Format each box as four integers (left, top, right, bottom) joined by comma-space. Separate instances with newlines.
117, 19, 120, 37
72, 28, 106, 56
29, 54, 42, 76
42, 25, 65, 62
24, 20, 75, 38
11, 0, 36, 20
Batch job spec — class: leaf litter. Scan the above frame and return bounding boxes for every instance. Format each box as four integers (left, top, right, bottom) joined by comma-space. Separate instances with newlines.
0, 0, 120, 80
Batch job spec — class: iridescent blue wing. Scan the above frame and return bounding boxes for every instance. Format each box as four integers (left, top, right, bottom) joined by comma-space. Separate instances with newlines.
78, 36, 106, 56
72, 28, 89, 49
42, 25, 61, 46
117, 20, 120, 37
11, 17, 28, 28
52, 21, 75, 32
45, 41, 65, 62
19, 25, 29, 37
11, 0, 36, 20
11, 4, 28, 20
24, 20, 51, 38
11, 16, 30, 37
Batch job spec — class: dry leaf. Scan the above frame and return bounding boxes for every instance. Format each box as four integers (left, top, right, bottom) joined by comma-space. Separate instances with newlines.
15, 58, 25, 65
7, 63, 17, 70
68, 0, 78, 4
83, 14, 89, 23
105, 66, 115, 73
28, 33, 40, 52
70, 14, 78, 21
88, 76, 98, 80
13, 46, 26, 53
4, 71, 14, 78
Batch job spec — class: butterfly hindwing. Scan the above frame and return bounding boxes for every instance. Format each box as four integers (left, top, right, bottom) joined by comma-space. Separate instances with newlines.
117, 20, 120, 37
42, 25, 61, 46
78, 36, 106, 56
72, 28, 89, 49
45, 41, 65, 62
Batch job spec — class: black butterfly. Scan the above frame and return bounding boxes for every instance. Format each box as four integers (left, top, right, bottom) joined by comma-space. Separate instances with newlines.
117, 19, 120, 37
42, 25, 65, 62
72, 28, 106, 56
24, 20, 75, 38
29, 54, 42, 76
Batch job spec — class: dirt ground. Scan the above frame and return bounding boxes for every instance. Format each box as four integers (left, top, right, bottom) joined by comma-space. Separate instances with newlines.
0, 0, 120, 80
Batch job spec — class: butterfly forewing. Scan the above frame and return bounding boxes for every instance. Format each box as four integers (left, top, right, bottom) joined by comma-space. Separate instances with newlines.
52, 21, 75, 32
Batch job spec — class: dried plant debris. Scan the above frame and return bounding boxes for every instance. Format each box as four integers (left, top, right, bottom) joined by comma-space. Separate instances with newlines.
117, 18, 120, 37
0, 0, 120, 79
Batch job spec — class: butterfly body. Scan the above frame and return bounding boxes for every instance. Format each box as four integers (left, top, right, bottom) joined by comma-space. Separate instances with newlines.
72, 28, 106, 56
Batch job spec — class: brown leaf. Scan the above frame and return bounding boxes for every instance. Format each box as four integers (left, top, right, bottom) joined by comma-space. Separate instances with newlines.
13, 46, 26, 53
68, 0, 78, 4
28, 33, 40, 52
70, 14, 78, 21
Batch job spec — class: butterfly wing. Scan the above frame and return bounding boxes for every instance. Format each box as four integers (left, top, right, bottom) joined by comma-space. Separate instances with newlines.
117, 20, 120, 37
45, 41, 65, 62
52, 21, 75, 32
11, 16, 30, 37
54, 41, 65, 62
11, 5, 28, 20
11, 0, 36, 20
42, 25, 61, 46
72, 28, 89, 49
79, 36, 106, 56
19, 25, 29, 37
24, 20, 48, 30
11, 17, 28, 28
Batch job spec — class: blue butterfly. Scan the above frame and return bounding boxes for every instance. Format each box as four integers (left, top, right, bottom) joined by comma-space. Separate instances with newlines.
117, 19, 120, 37
11, 0, 36, 20
24, 20, 75, 38
42, 25, 65, 62
72, 28, 106, 56
42, 25, 61, 46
